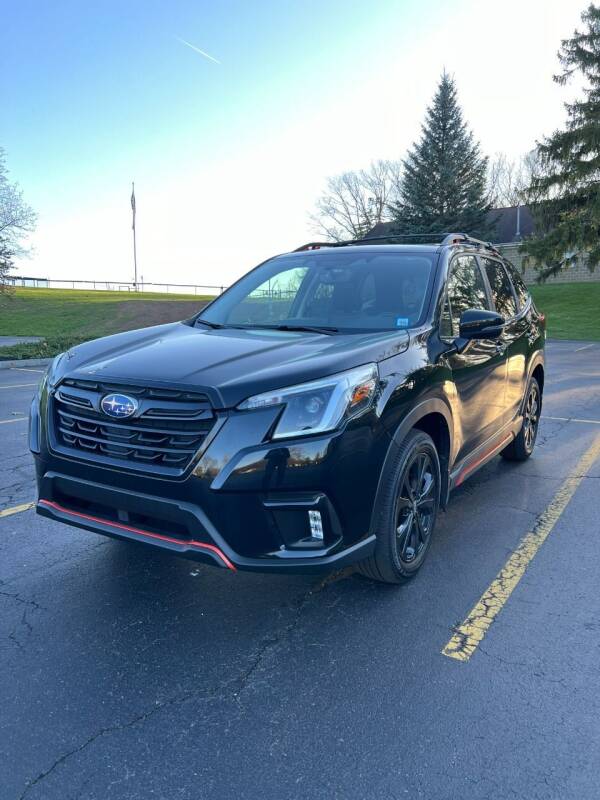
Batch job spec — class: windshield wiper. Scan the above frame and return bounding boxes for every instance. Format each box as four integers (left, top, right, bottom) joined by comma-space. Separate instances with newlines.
274, 324, 339, 335
195, 318, 225, 329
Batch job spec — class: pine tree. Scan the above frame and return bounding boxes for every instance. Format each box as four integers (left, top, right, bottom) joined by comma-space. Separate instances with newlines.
391, 72, 491, 237
522, 5, 600, 279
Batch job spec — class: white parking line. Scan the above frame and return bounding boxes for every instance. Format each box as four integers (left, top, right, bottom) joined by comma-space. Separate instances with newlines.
0, 417, 27, 425
10, 367, 46, 373
574, 343, 595, 352
546, 416, 600, 425
0, 383, 37, 390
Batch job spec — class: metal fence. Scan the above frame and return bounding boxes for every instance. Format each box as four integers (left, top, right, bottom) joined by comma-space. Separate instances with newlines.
6, 276, 227, 296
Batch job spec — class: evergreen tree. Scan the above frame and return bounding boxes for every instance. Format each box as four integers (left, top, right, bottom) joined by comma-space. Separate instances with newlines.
522, 4, 600, 279
391, 72, 491, 237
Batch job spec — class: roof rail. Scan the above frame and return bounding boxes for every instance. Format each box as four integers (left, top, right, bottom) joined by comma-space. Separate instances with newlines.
441, 233, 500, 253
294, 233, 500, 252
293, 241, 348, 251
294, 233, 452, 251
356, 233, 451, 244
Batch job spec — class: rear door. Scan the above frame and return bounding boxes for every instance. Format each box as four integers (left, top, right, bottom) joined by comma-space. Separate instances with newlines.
480, 257, 528, 423
441, 254, 508, 461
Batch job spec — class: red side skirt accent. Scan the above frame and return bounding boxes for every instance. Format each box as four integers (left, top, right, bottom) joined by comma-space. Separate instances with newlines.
455, 433, 513, 487
38, 499, 236, 571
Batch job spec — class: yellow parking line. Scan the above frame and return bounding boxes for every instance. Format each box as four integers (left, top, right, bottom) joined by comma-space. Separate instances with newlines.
0, 501, 35, 519
0, 417, 27, 425
0, 383, 37, 390
442, 434, 600, 663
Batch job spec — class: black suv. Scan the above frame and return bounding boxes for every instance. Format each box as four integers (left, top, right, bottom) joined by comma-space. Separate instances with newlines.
31, 234, 545, 583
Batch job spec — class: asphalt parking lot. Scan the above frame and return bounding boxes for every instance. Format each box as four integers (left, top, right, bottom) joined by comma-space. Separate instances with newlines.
1, 341, 600, 800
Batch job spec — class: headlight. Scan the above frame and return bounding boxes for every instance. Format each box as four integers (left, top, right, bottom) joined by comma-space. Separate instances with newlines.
237, 364, 378, 439
43, 352, 66, 391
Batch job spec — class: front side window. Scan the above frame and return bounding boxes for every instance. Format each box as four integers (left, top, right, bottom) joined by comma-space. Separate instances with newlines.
440, 255, 489, 338
482, 258, 518, 319
200, 251, 437, 332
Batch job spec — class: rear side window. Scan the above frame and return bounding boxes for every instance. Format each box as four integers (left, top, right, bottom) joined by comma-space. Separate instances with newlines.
504, 261, 530, 310
441, 255, 490, 338
482, 258, 517, 319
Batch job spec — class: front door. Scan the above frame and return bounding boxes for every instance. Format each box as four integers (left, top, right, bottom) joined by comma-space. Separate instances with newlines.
441, 254, 508, 462
480, 257, 528, 423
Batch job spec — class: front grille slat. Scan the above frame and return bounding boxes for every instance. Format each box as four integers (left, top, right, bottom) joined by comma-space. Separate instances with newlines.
57, 408, 207, 438
57, 425, 199, 455
52, 380, 216, 475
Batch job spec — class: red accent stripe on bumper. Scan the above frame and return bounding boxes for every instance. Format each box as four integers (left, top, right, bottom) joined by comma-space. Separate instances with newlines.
38, 499, 236, 571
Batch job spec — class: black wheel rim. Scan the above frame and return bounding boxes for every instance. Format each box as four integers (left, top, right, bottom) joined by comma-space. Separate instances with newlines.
395, 451, 437, 565
523, 384, 539, 451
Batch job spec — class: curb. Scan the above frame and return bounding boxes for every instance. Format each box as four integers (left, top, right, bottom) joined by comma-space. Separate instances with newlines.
0, 357, 52, 370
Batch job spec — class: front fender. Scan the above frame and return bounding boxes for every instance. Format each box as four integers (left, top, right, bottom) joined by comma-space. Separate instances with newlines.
370, 393, 455, 534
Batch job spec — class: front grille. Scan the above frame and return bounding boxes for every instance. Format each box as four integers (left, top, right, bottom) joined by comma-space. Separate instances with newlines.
51, 379, 217, 476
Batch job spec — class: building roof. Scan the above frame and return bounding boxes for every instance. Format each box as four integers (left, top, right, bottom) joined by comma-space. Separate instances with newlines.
488, 205, 534, 243
367, 206, 535, 244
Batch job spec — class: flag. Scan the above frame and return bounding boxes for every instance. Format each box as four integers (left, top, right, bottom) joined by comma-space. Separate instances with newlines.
131, 182, 136, 230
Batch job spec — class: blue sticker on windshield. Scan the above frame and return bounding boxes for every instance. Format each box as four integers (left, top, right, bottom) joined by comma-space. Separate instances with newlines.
396, 317, 409, 328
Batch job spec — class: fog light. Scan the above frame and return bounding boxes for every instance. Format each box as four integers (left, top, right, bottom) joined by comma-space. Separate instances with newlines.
308, 510, 324, 541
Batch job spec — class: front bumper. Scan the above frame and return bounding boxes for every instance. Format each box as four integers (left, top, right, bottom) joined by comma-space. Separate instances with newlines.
35, 470, 376, 573
33, 391, 389, 573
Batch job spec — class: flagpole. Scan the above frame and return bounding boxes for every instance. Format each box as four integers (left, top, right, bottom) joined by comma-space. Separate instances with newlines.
131, 182, 138, 291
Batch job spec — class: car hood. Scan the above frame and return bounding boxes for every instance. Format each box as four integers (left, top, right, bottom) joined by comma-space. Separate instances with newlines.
62, 322, 410, 408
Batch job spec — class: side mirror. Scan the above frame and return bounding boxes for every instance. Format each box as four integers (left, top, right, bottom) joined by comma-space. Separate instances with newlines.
459, 309, 504, 340
446, 309, 505, 355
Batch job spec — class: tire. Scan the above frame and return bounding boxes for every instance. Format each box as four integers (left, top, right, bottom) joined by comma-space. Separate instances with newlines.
357, 429, 441, 584
501, 377, 541, 462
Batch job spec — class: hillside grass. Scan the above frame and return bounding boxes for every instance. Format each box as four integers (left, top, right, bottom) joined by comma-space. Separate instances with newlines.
0, 286, 213, 359
0, 282, 598, 360
0, 287, 211, 337
529, 282, 600, 341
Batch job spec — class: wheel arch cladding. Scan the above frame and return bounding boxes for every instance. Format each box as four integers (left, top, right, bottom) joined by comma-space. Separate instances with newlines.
412, 412, 451, 509
532, 363, 544, 394
372, 399, 453, 531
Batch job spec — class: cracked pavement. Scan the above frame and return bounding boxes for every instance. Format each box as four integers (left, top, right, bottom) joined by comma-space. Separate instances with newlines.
1, 341, 600, 799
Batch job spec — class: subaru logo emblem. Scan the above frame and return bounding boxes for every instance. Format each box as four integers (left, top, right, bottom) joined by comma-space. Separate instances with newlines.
100, 393, 138, 419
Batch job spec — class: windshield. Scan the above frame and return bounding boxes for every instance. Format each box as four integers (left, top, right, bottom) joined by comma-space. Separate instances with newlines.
199, 250, 437, 332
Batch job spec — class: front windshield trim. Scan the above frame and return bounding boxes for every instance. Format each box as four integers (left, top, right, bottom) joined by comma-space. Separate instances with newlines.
195, 249, 441, 333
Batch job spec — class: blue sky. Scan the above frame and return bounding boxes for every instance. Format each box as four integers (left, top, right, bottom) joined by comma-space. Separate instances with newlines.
1, 0, 583, 286
4, 0, 431, 201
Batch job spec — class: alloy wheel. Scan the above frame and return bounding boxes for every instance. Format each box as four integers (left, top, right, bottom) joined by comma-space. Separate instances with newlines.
395, 451, 437, 564
523, 384, 539, 451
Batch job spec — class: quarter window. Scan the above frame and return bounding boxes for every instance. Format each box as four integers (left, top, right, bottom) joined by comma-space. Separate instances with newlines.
482, 258, 518, 319
441, 255, 490, 338
504, 261, 530, 310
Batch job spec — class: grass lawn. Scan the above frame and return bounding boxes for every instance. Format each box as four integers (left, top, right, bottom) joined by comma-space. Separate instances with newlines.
529, 282, 600, 341
0, 281, 598, 360
0, 286, 213, 359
